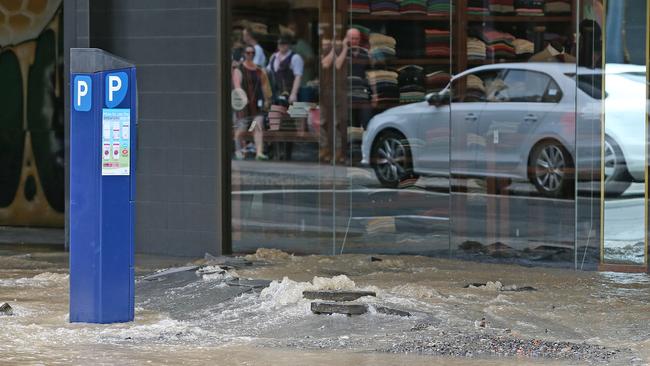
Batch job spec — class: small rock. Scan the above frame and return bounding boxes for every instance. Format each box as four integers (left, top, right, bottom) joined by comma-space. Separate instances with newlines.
0, 302, 14, 316
370, 256, 383, 262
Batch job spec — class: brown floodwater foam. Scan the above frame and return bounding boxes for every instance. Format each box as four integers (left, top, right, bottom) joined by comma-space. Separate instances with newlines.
0, 249, 648, 365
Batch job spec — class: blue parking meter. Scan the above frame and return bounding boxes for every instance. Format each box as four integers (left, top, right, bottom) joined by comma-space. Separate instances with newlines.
69, 48, 136, 323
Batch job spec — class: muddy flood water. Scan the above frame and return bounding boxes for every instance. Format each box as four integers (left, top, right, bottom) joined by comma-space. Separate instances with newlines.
1, 245, 649, 365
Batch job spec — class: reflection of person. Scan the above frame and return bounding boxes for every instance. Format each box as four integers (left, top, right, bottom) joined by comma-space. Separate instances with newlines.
287, 19, 316, 87
243, 27, 266, 67
267, 35, 304, 105
320, 29, 362, 164
338, 28, 372, 130
577, 19, 602, 69
232, 46, 272, 160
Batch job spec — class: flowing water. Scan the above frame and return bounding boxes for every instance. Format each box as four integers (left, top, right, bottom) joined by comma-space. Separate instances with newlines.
1, 246, 648, 365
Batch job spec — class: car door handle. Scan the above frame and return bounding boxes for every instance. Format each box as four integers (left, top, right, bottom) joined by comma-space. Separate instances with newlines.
524, 114, 538, 122
464, 113, 478, 121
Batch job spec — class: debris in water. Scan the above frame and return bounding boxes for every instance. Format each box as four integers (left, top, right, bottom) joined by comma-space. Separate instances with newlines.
203, 253, 253, 268
373, 305, 411, 317
370, 256, 383, 262
196, 265, 226, 275
410, 322, 432, 331
459, 241, 483, 253
0, 302, 13, 316
245, 248, 292, 261
311, 302, 367, 316
226, 278, 272, 289
500, 284, 537, 292
142, 266, 199, 281
474, 317, 488, 328
302, 290, 376, 302
484, 242, 517, 258
464, 282, 537, 292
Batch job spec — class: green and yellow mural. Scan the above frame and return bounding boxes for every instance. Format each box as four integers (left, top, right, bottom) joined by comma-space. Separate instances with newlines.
0, 0, 63, 227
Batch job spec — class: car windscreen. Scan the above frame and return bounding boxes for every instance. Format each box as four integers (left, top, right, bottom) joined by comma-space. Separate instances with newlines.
567, 73, 605, 99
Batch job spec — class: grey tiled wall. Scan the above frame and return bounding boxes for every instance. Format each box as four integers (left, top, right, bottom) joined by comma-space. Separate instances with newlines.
77, 1, 221, 256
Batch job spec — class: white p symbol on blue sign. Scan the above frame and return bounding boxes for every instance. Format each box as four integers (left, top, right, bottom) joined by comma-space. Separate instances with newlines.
105, 71, 128, 108
73, 75, 92, 112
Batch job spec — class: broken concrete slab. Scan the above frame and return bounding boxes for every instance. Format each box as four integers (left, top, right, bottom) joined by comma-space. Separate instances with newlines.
226, 278, 272, 289
142, 266, 199, 281
303, 290, 376, 302
311, 302, 368, 316
0, 302, 13, 316
310, 302, 411, 317
374, 305, 411, 317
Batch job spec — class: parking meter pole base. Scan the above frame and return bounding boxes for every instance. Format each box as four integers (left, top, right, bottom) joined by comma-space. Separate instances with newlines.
69, 48, 136, 324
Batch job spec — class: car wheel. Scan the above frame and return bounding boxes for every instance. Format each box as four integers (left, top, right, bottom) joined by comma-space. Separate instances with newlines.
529, 140, 574, 198
371, 130, 415, 188
603, 137, 632, 197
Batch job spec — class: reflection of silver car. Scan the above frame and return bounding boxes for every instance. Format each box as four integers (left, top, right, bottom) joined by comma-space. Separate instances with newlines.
361, 63, 646, 197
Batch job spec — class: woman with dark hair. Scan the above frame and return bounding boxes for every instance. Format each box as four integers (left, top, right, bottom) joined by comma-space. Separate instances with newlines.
232, 45, 272, 160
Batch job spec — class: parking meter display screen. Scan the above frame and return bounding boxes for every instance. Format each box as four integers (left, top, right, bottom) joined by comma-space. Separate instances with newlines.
101, 108, 131, 176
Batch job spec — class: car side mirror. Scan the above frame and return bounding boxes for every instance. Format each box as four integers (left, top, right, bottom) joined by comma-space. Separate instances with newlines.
426, 90, 449, 107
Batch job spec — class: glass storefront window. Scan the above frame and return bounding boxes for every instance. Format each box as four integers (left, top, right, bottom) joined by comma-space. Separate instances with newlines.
226, 0, 649, 272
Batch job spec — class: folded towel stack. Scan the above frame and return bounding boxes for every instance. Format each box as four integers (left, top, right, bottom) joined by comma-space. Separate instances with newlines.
478, 29, 516, 59
425, 28, 450, 57
545, 0, 571, 13
350, 0, 370, 13
488, 0, 514, 13
370, 0, 400, 15
400, 0, 427, 14
512, 38, 534, 58
369, 33, 397, 65
427, 0, 451, 15
514, 0, 545, 16
367, 70, 400, 103
467, 0, 490, 15
397, 65, 426, 104
467, 37, 487, 60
